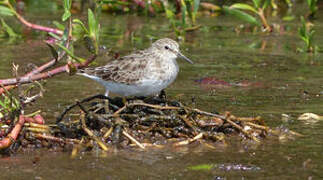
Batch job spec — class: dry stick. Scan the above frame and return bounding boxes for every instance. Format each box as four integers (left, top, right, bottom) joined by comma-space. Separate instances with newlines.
78, 104, 109, 151
103, 127, 114, 140
33, 133, 81, 144
71, 138, 85, 158
187, 107, 226, 120
201, 141, 217, 149
25, 127, 50, 133
226, 118, 260, 142
244, 122, 304, 137
56, 94, 110, 123
174, 132, 204, 146
288, 130, 304, 137
24, 122, 49, 129
129, 102, 181, 110
244, 122, 270, 131
179, 115, 198, 135
113, 102, 180, 116
236, 116, 262, 122
122, 130, 145, 149
113, 104, 127, 116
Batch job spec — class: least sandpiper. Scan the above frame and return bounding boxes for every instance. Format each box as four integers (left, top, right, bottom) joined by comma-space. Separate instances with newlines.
78, 38, 193, 97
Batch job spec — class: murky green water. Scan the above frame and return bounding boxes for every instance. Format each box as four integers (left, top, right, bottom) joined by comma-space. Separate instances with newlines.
0, 3, 323, 179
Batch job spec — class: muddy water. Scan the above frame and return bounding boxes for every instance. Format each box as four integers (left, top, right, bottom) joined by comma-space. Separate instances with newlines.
0, 6, 323, 179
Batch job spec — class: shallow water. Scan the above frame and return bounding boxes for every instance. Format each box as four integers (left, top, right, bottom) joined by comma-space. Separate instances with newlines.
0, 2, 323, 179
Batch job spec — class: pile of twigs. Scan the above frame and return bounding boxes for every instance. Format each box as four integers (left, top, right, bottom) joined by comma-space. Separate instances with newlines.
15, 94, 301, 155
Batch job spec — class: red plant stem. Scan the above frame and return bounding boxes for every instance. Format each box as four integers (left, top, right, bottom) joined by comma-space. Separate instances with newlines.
0, 41, 69, 94
0, 55, 96, 86
24, 115, 45, 125
0, 115, 25, 150
15, 13, 63, 35
24, 51, 67, 77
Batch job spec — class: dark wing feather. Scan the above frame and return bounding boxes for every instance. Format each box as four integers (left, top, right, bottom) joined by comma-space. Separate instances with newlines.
80, 51, 148, 85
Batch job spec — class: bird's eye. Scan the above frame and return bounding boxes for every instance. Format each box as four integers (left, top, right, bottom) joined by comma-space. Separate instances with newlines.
164, 46, 169, 50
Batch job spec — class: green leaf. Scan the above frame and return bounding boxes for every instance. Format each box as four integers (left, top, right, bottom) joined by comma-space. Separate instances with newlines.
0, 5, 14, 16
56, 43, 85, 63
62, 0, 71, 21
88, 9, 97, 38
1, 19, 19, 38
185, 0, 192, 21
53, 21, 65, 30
0, 99, 6, 109
230, 3, 257, 13
252, 0, 261, 8
64, 0, 71, 10
282, 15, 295, 21
262, 0, 270, 9
46, 43, 58, 61
193, 0, 200, 13
181, 0, 187, 26
73, 19, 89, 33
270, 0, 277, 9
188, 164, 214, 171
48, 32, 61, 40
62, 11, 71, 21
223, 6, 260, 26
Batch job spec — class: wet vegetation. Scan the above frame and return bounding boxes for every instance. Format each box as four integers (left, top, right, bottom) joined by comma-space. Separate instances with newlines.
0, 0, 322, 179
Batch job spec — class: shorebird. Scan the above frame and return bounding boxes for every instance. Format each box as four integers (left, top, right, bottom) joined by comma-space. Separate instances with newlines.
78, 38, 193, 97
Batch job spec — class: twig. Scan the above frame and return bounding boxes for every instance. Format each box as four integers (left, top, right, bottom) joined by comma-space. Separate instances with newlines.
187, 107, 226, 120
103, 127, 114, 140
226, 118, 260, 142
129, 102, 180, 110
56, 94, 110, 123
79, 106, 109, 151
174, 132, 204, 146
122, 130, 145, 149
32, 133, 81, 144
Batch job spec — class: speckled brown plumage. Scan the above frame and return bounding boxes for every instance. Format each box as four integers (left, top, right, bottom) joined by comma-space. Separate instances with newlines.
80, 51, 150, 85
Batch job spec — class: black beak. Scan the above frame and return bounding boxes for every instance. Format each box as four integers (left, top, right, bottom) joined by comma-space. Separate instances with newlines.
177, 51, 194, 64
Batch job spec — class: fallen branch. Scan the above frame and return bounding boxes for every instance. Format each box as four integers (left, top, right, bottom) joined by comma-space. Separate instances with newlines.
0, 55, 96, 86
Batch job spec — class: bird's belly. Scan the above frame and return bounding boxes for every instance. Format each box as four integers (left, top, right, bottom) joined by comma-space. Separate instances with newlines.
103, 78, 171, 97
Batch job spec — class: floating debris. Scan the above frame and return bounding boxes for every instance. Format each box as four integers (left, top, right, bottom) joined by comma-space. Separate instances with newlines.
298, 113, 323, 124
0, 94, 302, 155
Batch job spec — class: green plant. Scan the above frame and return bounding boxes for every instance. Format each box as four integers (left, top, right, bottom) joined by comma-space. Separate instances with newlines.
163, 0, 201, 39
223, 0, 272, 32
297, 16, 319, 53
306, 0, 318, 18
0, 88, 20, 119
0, 18, 20, 38
49, 0, 101, 65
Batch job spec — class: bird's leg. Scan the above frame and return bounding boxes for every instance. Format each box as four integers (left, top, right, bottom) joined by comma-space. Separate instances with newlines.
104, 89, 109, 97
143, 90, 167, 104
158, 89, 167, 100
104, 89, 110, 113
